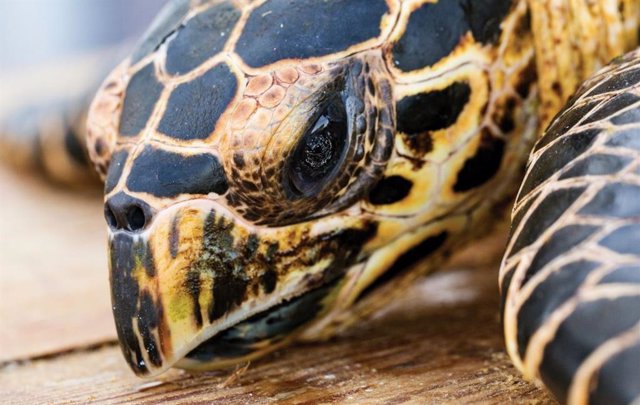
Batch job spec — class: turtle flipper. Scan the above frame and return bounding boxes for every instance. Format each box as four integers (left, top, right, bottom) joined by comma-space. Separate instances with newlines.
501, 49, 640, 405
0, 98, 99, 187
0, 48, 128, 188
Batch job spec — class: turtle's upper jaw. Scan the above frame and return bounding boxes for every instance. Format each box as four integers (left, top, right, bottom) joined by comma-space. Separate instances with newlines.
108, 199, 374, 376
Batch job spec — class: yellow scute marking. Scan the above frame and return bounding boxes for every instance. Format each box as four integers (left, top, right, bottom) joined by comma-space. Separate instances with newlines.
147, 208, 210, 354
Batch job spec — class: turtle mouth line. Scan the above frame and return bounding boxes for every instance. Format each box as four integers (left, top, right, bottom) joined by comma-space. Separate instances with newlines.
176, 277, 340, 369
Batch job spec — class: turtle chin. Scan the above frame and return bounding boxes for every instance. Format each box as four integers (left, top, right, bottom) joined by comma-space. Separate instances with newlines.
108, 199, 375, 376
176, 278, 340, 371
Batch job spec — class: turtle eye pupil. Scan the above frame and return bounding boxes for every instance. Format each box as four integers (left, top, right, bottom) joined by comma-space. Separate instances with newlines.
287, 97, 348, 198
303, 116, 334, 170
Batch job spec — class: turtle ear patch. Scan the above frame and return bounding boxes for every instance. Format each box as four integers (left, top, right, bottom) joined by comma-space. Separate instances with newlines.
368, 175, 413, 205
396, 81, 471, 135
453, 131, 505, 192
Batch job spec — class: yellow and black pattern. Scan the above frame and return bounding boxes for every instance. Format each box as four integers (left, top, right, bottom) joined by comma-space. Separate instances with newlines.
82, 0, 552, 377
81, 0, 552, 374
81, 2, 640, 395
501, 50, 640, 405
1, 1, 639, 404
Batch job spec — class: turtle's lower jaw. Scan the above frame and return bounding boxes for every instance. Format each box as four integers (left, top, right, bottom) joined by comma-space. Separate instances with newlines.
176, 279, 339, 371
107, 199, 373, 376
112, 261, 337, 376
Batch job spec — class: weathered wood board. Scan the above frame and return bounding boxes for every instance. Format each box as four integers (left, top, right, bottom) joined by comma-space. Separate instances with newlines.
0, 168, 113, 361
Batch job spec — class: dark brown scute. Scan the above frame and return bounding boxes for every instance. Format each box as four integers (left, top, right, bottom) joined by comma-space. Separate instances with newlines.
599, 224, 640, 255
165, 2, 241, 75
588, 343, 640, 405
539, 296, 640, 404
392, 0, 513, 71
509, 186, 586, 255
119, 63, 164, 137
559, 154, 632, 180
104, 149, 129, 194
126, 146, 228, 198
516, 259, 599, 359
158, 63, 238, 140
519, 129, 598, 196
236, 0, 388, 68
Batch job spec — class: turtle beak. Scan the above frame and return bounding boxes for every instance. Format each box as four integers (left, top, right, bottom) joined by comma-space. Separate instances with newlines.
109, 200, 272, 376
109, 231, 169, 375
108, 200, 372, 376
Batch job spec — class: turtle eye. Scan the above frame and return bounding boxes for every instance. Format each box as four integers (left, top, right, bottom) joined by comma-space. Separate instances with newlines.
287, 96, 348, 198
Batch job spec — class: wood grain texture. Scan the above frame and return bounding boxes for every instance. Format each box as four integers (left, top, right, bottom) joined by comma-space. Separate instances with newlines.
0, 166, 555, 404
0, 167, 113, 361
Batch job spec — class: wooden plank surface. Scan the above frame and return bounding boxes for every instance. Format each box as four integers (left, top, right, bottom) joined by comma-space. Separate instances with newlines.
0, 165, 555, 404
0, 167, 114, 361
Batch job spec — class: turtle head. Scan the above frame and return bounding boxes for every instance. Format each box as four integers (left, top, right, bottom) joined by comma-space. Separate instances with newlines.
86, 0, 529, 377
85, 0, 403, 377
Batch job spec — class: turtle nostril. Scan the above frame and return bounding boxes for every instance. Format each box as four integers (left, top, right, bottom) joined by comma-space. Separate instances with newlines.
105, 206, 118, 229
126, 205, 147, 231
104, 192, 153, 232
